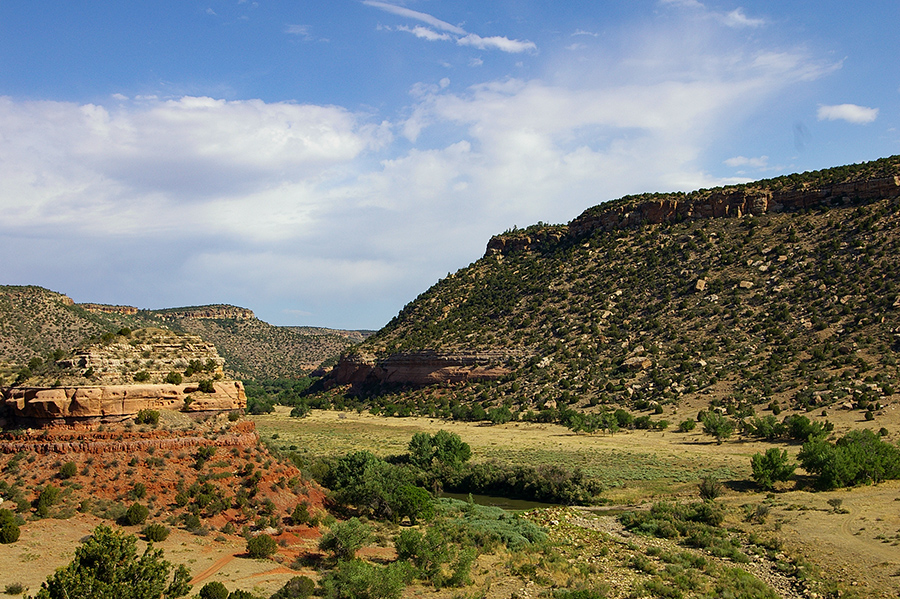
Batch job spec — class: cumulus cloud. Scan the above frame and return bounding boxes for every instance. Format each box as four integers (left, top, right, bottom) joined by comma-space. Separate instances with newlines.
364, 1, 535, 54
0, 9, 842, 327
817, 103, 879, 124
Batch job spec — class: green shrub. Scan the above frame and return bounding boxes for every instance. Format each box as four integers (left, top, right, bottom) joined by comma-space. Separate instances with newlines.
750, 448, 795, 490
318, 518, 373, 561
130, 483, 147, 500
134, 410, 160, 426
799, 428, 900, 488
165, 371, 183, 385
27, 525, 190, 599
199, 581, 229, 599
319, 559, 408, 599
246, 534, 277, 558
142, 523, 170, 542
198, 380, 215, 393
133, 371, 151, 383
58, 461, 78, 479
270, 576, 316, 599
677, 420, 696, 433
123, 503, 149, 526
697, 476, 722, 501
34, 484, 60, 517
4, 582, 25, 595
701, 412, 734, 444
0, 509, 21, 544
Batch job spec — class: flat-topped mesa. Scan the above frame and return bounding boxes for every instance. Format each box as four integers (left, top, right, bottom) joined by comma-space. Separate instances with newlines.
156, 305, 255, 320
486, 174, 900, 257
79, 303, 139, 316
3, 380, 246, 427
331, 350, 515, 387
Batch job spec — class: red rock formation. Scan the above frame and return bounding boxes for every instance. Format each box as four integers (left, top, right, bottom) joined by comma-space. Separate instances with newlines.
79, 303, 139, 316
2, 380, 246, 425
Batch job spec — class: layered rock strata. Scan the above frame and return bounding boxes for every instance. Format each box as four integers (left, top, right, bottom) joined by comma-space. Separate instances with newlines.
487, 175, 900, 256
2, 380, 245, 426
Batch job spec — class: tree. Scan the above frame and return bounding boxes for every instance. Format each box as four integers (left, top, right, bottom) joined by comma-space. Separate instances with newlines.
199, 582, 229, 599
28, 525, 190, 599
701, 412, 734, 444
318, 518, 373, 561
750, 448, 796, 490
319, 560, 407, 599
270, 576, 315, 599
0, 509, 20, 544
246, 534, 277, 559
123, 503, 150, 526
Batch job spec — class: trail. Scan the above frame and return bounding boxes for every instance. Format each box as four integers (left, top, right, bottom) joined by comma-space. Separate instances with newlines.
189, 553, 238, 586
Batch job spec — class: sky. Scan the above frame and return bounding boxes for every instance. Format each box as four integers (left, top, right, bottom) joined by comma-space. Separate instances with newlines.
0, 1, 897, 330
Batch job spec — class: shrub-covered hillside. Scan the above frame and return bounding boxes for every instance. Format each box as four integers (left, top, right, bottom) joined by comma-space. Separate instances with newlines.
334, 156, 900, 418
0, 286, 363, 383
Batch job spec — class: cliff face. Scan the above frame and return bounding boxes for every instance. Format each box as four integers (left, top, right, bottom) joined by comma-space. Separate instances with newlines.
331, 351, 513, 387
79, 303, 139, 316
487, 175, 900, 256
2, 380, 246, 426
156, 305, 256, 320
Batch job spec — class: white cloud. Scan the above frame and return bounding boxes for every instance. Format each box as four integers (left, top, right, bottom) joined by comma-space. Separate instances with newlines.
397, 25, 451, 42
364, 1, 535, 54
457, 34, 536, 53
817, 103, 879, 124
725, 155, 769, 168
362, 1, 465, 35
721, 8, 765, 28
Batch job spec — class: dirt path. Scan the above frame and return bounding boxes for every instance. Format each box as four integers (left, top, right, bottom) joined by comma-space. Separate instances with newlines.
190, 552, 239, 586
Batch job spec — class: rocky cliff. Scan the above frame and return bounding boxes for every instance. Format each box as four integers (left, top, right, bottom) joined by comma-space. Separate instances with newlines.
486, 174, 900, 256
2, 380, 246, 426
331, 350, 515, 387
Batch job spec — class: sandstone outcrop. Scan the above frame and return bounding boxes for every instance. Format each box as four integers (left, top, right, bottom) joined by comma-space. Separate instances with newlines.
2, 380, 245, 426
331, 350, 514, 387
79, 303, 139, 316
486, 175, 900, 256
157, 305, 255, 320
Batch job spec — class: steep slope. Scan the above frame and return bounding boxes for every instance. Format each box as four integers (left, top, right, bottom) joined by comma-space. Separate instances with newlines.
0, 288, 364, 382
330, 156, 900, 417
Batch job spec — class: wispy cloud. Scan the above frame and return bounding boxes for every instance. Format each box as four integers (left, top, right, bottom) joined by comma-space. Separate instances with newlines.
362, 1, 465, 35
363, 1, 536, 54
817, 103, 879, 124
659, 0, 766, 29
725, 155, 769, 169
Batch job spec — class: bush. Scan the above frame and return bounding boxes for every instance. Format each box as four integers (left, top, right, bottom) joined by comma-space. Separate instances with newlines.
123, 503, 149, 526
4, 583, 25, 595
0, 509, 21, 544
271, 576, 316, 599
198, 380, 215, 393
701, 412, 734, 444
677, 420, 696, 433
165, 371, 183, 385
58, 462, 78, 479
133, 371, 151, 383
319, 559, 408, 599
199, 581, 229, 599
246, 534, 277, 558
698, 476, 723, 501
142, 523, 170, 542
799, 428, 900, 488
750, 448, 795, 490
134, 409, 160, 426
34, 484, 60, 517
318, 518, 373, 561
28, 525, 190, 599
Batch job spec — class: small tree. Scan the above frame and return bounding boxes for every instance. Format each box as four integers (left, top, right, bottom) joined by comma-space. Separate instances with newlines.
271, 576, 315, 599
701, 412, 734, 444
698, 476, 723, 501
751, 448, 796, 490
58, 462, 78, 479
28, 525, 190, 599
318, 518, 373, 561
0, 509, 20, 544
142, 523, 171, 542
34, 484, 60, 517
165, 371, 183, 385
199, 581, 229, 599
123, 503, 150, 526
246, 534, 277, 559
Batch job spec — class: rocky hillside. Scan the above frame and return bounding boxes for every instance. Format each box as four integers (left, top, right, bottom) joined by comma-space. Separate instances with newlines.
329, 155, 900, 418
0, 289, 366, 383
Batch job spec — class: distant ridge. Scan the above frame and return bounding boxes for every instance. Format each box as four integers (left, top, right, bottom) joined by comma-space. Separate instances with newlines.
324, 155, 900, 420
0, 287, 365, 382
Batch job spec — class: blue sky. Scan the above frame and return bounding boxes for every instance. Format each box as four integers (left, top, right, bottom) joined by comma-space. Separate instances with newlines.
0, 1, 897, 329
